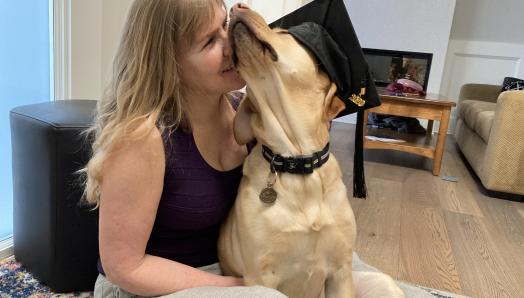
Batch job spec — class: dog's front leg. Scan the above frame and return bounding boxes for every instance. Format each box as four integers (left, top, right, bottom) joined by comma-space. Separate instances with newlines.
243, 272, 280, 289
325, 265, 355, 298
242, 257, 282, 290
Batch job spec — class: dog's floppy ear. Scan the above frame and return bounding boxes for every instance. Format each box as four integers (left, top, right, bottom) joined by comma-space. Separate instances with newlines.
234, 95, 255, 145
324, 82, 345, 121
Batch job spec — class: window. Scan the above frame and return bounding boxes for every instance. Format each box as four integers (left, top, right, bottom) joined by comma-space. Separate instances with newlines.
0, 1, 53, 241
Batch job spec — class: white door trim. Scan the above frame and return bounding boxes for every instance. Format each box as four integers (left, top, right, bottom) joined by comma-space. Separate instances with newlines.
53, 0, 71, 100
0, 237, 14, 260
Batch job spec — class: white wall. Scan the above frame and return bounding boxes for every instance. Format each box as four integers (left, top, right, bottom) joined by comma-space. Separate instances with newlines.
68, 0, 133, 100
450, 0, 524, 44
439, 0, 524, 132
101, 0, 134, 90
69, 0, 102, 99
441, 41, 524, 100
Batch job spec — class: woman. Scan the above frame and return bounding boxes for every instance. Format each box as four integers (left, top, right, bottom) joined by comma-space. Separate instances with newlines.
82, 1, 284, 297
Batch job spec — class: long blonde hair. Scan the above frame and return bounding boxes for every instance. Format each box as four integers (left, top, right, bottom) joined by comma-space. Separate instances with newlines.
81, 0, 225, 207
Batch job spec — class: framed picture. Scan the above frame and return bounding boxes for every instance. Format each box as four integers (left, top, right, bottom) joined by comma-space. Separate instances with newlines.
363, 48, 433, 91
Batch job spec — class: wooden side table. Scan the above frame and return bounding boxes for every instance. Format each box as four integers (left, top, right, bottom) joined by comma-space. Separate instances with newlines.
363, 89, 456, 176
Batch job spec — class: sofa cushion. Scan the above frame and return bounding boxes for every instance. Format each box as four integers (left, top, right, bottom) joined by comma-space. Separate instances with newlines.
458, 100, 496, 143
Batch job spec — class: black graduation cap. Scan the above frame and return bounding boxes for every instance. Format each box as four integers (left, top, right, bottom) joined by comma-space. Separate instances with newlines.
269, 0, 381, 199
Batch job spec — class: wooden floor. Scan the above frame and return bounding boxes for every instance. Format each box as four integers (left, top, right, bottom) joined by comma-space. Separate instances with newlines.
330, 122, 524, 298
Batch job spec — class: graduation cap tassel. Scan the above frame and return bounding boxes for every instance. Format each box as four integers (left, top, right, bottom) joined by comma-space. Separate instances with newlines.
353, 109, 367, 199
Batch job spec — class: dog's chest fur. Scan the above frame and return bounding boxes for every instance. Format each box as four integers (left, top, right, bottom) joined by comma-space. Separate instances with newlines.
234, 146, 356, 291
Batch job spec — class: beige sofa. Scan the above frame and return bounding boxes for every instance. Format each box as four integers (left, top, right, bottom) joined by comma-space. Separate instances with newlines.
455, 84, 524, 195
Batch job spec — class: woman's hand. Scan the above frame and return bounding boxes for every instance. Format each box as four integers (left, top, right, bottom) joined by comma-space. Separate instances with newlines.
223, 276, 244, 286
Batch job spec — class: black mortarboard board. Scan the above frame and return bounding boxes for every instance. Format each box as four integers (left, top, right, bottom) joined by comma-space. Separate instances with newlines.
269, 0, 381, 199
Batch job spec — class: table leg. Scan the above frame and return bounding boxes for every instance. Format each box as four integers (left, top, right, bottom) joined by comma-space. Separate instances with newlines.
433, 108, 451, 176
427, 120, 434, 136
363, 111, 368, 130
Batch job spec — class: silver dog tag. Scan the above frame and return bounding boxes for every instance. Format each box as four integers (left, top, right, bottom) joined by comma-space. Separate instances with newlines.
260, 169, 278, 204
259, 187, 277, 203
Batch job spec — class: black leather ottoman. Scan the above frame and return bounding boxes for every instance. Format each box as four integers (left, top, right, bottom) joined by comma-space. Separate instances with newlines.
10, 100, 99, 292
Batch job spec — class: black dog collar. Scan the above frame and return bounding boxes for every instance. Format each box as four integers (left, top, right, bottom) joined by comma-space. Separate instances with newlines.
262, 143, 330, 174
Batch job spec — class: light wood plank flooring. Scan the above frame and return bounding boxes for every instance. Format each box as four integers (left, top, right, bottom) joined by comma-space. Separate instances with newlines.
330, 122, 524, 298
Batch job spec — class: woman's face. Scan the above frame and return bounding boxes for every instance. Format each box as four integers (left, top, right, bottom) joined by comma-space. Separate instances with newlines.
179, 5, 245, 98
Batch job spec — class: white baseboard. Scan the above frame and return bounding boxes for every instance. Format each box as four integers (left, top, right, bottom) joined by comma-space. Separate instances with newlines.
0, 237, 14, 260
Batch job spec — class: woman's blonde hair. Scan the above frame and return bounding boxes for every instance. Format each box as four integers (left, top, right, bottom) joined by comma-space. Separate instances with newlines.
81, 0, 225, 207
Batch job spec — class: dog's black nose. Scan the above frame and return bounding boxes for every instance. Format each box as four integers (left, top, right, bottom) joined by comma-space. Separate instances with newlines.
231, 2, 250, 17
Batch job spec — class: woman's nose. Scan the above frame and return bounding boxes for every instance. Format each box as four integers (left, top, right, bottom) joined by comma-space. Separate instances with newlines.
223, 37, 232, 57
230, 2, 250, 18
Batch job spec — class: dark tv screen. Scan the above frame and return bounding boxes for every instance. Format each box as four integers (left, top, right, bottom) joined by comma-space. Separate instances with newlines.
363, 48, 433, 91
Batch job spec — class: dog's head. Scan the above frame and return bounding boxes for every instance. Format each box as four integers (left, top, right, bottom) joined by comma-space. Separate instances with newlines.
229, 5, 345, 154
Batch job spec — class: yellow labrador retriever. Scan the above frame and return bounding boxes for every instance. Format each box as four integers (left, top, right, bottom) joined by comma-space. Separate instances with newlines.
218, 5, 404, 298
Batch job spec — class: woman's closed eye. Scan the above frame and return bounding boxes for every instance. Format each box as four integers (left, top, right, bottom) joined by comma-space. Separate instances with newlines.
201, 19, 228, 50
204, 36, 216, 48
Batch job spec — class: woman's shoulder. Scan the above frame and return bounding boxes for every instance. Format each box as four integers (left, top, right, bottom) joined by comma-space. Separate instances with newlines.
101, 119, 165, 189
110, 119, 165, 163
132, 118, 164, 145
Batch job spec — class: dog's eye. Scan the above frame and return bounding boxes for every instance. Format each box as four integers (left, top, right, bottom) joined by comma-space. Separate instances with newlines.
274, 29, 289, 35
260, 41, 278, 62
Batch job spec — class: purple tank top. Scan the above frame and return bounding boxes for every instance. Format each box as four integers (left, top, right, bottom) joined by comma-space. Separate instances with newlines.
98, 93, 248, 274
145, 128, 243, 267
